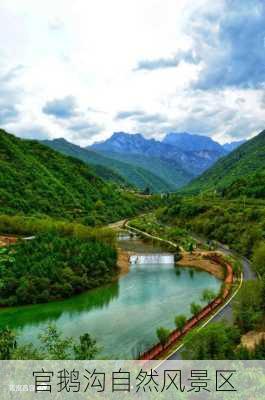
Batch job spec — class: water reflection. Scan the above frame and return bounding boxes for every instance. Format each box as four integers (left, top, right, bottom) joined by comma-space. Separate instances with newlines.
0, 281, 119, 330
189, 269, 195, 278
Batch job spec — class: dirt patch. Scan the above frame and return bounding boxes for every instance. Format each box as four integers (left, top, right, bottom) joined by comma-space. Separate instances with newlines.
241, 331, 265, 350
108, 220, 127, 229
0, 236, 17, 247
117, 248, 133, 276
177, 251, 225, 280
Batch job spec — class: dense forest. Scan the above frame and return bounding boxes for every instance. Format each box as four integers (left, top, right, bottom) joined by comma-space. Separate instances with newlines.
0, 233, 118, 306
157, 196, 265, 257
0, 129, 155, 225
183, 129, 265, 197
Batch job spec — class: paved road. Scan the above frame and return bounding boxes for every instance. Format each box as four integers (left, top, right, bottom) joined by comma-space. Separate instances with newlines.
167, 238, 255, 360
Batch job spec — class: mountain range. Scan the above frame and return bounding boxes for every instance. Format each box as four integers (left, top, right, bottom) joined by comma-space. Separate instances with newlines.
42, 138, 173, 193
90, 132, 227, 173
43, 132, 245, 193
1, 126, 263, 223
89, 132, 244, 189
222, 139, 246, 152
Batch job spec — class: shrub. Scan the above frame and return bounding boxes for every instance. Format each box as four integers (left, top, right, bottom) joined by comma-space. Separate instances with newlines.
156, 327, 171, 348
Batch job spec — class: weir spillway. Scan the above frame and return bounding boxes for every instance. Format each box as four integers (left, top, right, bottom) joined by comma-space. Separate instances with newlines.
129, 253, 174, 265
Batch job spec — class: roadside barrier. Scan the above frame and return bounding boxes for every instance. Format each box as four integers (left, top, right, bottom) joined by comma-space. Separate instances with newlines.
139, 254, 233, 360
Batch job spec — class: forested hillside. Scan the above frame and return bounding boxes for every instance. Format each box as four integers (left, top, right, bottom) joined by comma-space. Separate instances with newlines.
0, 233, 118, 306
90, 131, 228, 178
43, 138, 173, 192
184, 130, 265, 198
98, 151, 193, 189
157, 196, 265, 257
0, 130, 151, 225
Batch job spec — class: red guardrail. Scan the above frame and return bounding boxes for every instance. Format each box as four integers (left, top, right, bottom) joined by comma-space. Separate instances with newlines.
139, 255, 233, 360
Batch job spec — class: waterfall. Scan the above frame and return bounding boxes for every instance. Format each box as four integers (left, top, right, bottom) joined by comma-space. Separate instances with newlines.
130, 253, 174, 265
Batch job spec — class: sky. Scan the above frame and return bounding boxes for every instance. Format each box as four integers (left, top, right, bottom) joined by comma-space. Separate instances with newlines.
0, 0, 265, 146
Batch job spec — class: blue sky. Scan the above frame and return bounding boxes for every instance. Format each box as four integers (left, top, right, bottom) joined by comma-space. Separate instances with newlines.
0, 0, 264, 145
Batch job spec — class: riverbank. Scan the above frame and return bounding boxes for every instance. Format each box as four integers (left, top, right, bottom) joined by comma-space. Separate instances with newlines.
177, 251, 225, 280
0, 231, 220, 360
0, 232, 119, 307
140, 256, 234, 360
126, 223, 225, 279
117, 248, 130, 276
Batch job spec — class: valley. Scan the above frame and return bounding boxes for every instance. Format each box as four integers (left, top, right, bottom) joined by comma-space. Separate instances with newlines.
0, 128, 264, 361
43, 131, 243, 193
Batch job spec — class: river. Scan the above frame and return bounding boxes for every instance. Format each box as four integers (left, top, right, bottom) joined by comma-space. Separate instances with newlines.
0, 233, 221, 359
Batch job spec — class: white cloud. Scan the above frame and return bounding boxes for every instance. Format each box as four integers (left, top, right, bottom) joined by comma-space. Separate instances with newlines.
0, 0, 264, 145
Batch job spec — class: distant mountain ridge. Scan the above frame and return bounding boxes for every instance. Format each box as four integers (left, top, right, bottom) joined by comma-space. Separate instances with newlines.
163, 132, 224, 152
42, 138, 174, 193
222, 139, 246, 152
90, 131, 231, 178
43, 132, 250, 194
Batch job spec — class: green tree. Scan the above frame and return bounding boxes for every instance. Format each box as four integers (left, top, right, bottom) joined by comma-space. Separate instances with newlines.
156, 327, 170, 348
188, 242, 194, 254
174, 315, 187, 332
182, 322, 240, 359
201, 289, 216, 304
73, 333, 99, 360
233, 281, 263, 333
190, 302, 202, 316
0, 328, 17, 359
38, 324, 73, 360
12, 344, 43, 360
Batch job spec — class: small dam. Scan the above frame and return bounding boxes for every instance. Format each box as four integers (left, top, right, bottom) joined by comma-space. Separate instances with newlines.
130, 253, 174, 265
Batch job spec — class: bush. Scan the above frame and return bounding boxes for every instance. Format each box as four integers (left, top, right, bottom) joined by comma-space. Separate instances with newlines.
190, 302, 202, 316
174, 315, 187, 331
201, 289, 216, 304
156, 327, 171, 348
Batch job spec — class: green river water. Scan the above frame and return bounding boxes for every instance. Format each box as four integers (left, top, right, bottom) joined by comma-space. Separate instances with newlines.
0, 236, 221, 359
